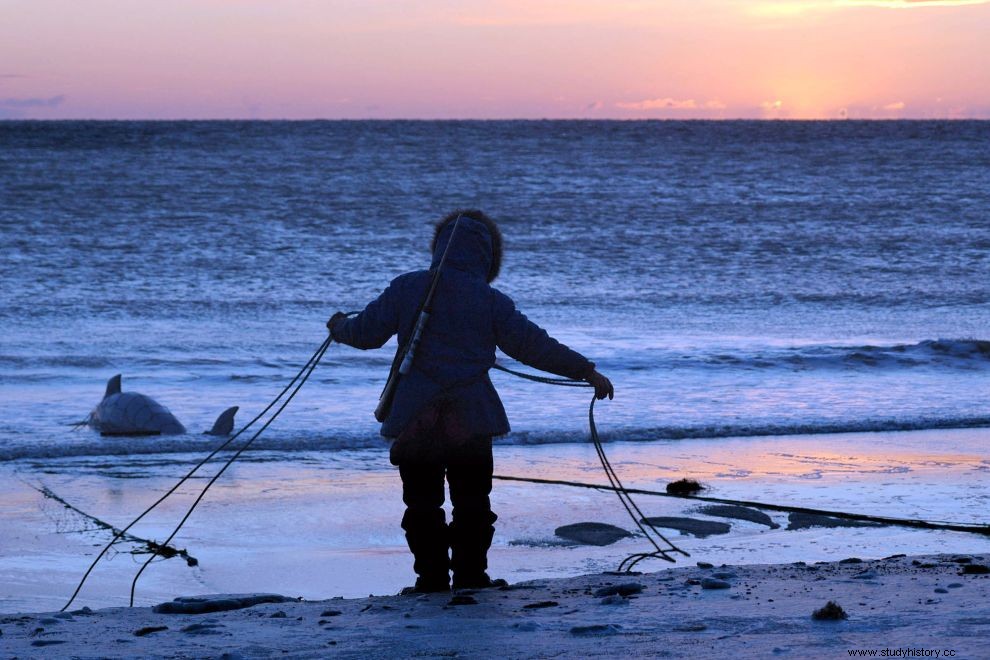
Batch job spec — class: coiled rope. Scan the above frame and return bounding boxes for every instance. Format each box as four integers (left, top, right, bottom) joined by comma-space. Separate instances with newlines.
492, 363, 690, 570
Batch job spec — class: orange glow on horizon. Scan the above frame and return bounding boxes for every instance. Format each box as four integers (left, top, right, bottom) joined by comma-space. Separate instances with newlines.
0, 0, 987, 119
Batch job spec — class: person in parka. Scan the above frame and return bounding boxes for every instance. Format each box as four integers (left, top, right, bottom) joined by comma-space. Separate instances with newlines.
327, 209, 613, 593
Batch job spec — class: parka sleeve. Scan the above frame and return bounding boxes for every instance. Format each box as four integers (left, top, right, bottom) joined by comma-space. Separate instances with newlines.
492, 290, 594, 380
331, 277, 404, 349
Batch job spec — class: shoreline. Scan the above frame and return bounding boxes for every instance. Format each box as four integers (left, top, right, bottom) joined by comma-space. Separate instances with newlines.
2, 427, 987, 615
2, 553, 988, 658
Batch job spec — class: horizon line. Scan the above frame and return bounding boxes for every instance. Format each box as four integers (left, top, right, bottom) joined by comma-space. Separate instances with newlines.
2, 117, 988, 122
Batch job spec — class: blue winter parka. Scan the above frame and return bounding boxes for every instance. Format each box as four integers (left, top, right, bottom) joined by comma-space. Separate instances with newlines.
330, 216, 593, 439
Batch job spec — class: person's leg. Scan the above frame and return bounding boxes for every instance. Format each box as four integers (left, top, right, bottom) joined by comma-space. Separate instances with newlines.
447, 436, 501, 588
399, 458, 450, 591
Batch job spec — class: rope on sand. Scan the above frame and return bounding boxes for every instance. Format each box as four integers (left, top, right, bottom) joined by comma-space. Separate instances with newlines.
493, 363, 690, 569
490, 474, 990, 537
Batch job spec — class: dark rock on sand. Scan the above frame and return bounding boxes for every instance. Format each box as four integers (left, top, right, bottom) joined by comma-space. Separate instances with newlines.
134, 626, 168, 637
447, 595, 477, 606
570, 624, 622, 636
522, 601, 558, 609
321, 609, 342, 617
839, 557, 863, 564
181, 623, 225, 635
593, 583, 644, 598
697, 562, 714, 569
554, 522, 633, 546
701, 578, 731, 590
696, 504, 780, 529
31, 640, 67, 647
961, 564, 990, 575
786, 513, 885, 531
673, 623, 707, 632
154, 594, 293, 614
640, 517, 731, 538
666, 479, 704, 495
812, 601, 848, 621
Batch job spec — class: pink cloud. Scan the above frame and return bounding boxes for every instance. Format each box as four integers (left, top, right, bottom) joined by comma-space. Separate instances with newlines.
616, 98, 726, 111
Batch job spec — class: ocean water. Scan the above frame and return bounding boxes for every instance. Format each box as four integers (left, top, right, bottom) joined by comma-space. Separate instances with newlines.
1, 120, 988, 460
2, 120, 989, 612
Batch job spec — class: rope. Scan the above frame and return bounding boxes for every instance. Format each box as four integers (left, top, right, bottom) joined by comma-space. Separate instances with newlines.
127, 336, 333, 606
62, 333, 336, 611
490, 474, 990, 537
492, 363, 689, 570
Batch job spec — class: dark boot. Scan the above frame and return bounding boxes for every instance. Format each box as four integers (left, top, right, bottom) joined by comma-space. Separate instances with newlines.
399, 458, 451, 589
400, 576, 451, 596
452, 572, 507, 590
449, 511, 499, 588
401, 507, 451, 588
447, 436, 499, 590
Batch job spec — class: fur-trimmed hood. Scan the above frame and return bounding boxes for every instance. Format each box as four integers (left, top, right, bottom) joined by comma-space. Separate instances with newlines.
430, 210, 502, 282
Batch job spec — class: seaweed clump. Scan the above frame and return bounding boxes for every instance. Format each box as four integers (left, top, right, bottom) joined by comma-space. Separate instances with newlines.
812, 601, 848, 621
666, 479, 705, 495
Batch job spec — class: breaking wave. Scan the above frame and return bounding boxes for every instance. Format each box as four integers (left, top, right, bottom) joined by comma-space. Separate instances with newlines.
4, 413, 989, 462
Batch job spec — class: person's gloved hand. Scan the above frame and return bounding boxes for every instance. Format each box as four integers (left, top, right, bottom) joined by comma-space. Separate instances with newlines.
326, 311, 347, 336
586, 369, 614, 400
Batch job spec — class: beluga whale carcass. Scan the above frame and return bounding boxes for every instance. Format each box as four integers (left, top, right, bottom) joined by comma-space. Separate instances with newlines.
87, 374, 238, 437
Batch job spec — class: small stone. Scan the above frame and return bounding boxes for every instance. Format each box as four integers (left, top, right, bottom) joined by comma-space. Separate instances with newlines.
686, 578, 701, 586
947, 583, 964, 589
934, 588, 949, 594
134, 626, 168, 637
269, 611, 287, 618
320, 609, 342, 617
701, 578, 731, 590
599, 595, 628, 605
666, 479, 704, 495
570, 624, 621, 636
513, 622, 540, 631
180, 623, 225, 635
696, 562, 714, 569
852, 571, 878, 580
952, 557, 973, 564
673, 623, 707, 632
961, 564, 990, 575
839, 557, 863, 564
448, 595, 477, 606
593, 583, 644, 598
31, 640, 68, 647
812, 601, 848, 621
522, 601, 558, 609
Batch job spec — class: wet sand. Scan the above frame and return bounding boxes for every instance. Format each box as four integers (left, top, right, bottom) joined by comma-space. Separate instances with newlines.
2, 554, 988, 658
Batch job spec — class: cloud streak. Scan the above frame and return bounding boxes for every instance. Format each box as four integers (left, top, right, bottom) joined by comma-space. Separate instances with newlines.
1, 95, 65, 108
616, 98, 727, 111
751, 0, 988, 16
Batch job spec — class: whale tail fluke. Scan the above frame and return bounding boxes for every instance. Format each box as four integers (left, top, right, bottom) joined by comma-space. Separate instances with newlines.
206, 406, 239, 436
104, 374, 122, 399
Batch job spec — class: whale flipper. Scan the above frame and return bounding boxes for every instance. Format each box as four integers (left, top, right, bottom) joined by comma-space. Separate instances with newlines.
206, 406, 239, 436
105, 374, 122, 398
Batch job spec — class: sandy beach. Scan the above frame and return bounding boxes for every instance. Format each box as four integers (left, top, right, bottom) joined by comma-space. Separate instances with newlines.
2, 553, 988, 658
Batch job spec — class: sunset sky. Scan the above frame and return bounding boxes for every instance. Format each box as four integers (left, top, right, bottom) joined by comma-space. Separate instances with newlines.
1, 0, 988, 119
